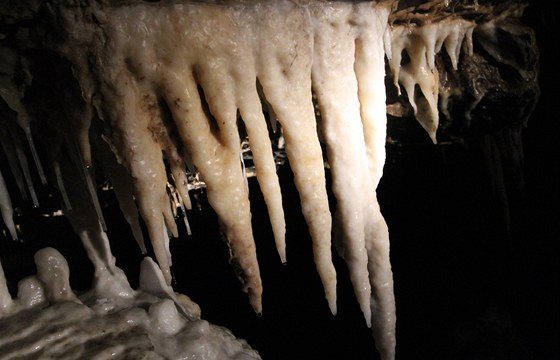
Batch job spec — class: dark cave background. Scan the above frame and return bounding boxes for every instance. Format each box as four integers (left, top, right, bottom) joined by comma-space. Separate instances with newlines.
0, 1, 557, 359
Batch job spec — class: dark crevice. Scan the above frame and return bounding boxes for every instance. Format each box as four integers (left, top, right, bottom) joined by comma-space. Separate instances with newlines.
195, 82, 221, 140
255, 77, 279, 137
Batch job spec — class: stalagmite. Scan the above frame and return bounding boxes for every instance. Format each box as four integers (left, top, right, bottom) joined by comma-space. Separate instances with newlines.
0, 248, 258, 359
0, 259, 14, 315
34, 247, 79, 303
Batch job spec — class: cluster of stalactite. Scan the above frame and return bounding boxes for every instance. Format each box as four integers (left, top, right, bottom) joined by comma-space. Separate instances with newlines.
0, 1, 538, 360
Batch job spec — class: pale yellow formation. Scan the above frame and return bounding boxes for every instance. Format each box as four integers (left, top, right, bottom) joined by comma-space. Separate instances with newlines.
312, 2, 374, 325
1, 1, 401, 359
253, 3, 337, 313
311, 4, 396, 358
0, 248, 260, 359
388, 18, 475, 143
